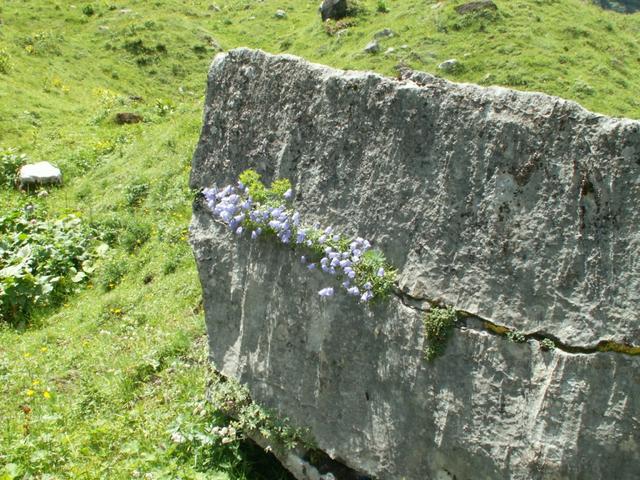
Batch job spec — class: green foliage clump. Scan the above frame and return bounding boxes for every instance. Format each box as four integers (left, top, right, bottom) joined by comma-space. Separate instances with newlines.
91, 213, 151, 253
540, 338, 556, 351
270, 178, 292, 198
119, 218, 152, 253
0, 148, 27, 188
82, 4, 95, 17
353, 249, 396, 300
423, 306, 457, 361
204, 371, 309, 452
0, 49, 12, 74
377, 0, 390, 13
163, 367, 298, 479
125, 182, 150, 208
238, 168, 266, 202
122, 38, 168, 67
95, 253, 129, 291
154, 98, 175, 117
442, 3, 502, 33
237, 168, 291, 205
0, 206, 97, 323
20, 31, 63, 56
507, 330, 527, 343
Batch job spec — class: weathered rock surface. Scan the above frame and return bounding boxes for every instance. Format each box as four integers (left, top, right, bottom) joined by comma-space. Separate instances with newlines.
593, 0, 640, 14
190, 49, 640, 479
18, 162, 62, 188
438, 58, 461, 72
319, 0, 348, 21
363, 40, 379, 54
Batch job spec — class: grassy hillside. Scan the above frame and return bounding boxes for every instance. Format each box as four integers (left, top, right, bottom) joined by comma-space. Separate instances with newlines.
0, 0, 639, 478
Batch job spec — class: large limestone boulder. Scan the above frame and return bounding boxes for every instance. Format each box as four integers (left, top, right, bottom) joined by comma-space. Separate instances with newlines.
190, 49, 640, 479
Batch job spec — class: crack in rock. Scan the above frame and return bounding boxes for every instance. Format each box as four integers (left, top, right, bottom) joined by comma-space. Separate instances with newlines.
394, 288, 640, 356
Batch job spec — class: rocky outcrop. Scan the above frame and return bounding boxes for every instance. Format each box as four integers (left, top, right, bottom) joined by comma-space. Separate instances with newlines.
319, 0, 348, 21
593, 0, 640, 14
190, 49, 640, 479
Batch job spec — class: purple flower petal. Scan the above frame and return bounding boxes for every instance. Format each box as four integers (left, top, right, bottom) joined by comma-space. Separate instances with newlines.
318, 287, 334, 297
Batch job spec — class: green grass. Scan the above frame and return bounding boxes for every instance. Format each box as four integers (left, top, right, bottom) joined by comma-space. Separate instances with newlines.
1, 0, 639, 477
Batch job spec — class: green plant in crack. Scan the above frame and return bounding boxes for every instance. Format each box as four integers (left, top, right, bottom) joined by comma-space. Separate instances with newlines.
205, 370, 311, 453
507, 330, 526, 343
423, 306, 457, 361
540, 338, 556, 351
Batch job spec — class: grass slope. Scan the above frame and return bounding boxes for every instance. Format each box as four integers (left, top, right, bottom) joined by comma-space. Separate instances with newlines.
0, 0, 639, 478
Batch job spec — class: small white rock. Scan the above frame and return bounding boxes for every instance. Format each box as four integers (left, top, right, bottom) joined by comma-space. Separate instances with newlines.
18, 162, 62, 189
438, 58, 460, 72
364, 40, 380, 54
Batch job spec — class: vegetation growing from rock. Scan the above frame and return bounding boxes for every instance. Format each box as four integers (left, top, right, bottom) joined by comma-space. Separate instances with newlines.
204, 169, 397, 302
423, 306, 457, 361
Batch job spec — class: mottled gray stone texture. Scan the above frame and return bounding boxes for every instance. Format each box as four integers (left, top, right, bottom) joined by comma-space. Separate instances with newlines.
190, 49, 640, 479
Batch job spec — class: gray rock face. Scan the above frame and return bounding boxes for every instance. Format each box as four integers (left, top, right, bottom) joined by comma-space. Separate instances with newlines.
190, 49, 640, 479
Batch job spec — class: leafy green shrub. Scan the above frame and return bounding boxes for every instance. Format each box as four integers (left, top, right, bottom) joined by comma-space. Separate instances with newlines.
0, 207, 96, 323
237, 168, 291, 205
91, 88, 129, 124
20, 31, 63, 56
119, 218, 152, 253
90, 215, 123, 246
90, 214, 150, 252
162, 245, 189, 275
125, 182, 150, 208
572, 79, 596, 97
82, 4, 95, 16
423, 306, 457, 361
376, 0, 390, 13
122, 39, 167, 67
0, 148, 27, 188
198, 370, 309, 452
95, 253, 129, 291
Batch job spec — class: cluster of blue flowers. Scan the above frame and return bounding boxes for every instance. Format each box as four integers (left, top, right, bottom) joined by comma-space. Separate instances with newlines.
203, 178, 391, 303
